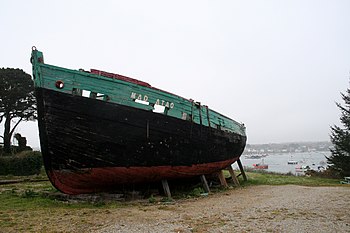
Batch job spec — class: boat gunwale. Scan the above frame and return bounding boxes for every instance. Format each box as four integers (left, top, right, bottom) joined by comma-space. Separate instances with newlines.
35, 62, 245, 130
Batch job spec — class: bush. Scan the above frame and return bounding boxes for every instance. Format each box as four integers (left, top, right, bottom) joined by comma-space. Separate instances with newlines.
189, 187, 205, 197
0, 151, 43, 176
305, 167, 342, 179
21, 189, 39, 198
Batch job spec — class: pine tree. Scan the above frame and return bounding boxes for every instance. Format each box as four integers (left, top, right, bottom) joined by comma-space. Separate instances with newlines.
328, 85, 350, 177
0, 68, 36, 154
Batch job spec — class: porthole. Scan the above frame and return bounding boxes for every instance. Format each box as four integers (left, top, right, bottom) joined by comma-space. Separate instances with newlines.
55, 80, 64, 89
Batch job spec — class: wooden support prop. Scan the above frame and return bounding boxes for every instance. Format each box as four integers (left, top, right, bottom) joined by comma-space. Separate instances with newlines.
237, 159, 247, 181
161, 179, 171, 198
226, 166, 240, 186
217, 170, 228, 188
200, 174, 210, 193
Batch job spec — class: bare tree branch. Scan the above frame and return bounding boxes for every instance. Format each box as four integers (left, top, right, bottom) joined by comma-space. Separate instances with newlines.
9, 117, 23, 136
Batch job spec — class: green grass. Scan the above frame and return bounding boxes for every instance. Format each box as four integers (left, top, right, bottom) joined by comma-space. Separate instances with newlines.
0, 187, 94, 211
0, 180, 122, 211
239, 171, 341, 186
0, 189, 55, 210
0, 171, 345, 231
0, 170, 342, 213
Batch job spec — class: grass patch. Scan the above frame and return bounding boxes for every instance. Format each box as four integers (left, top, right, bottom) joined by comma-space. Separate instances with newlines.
0, 179, 122, 212
0, 171, 341, 212
239, 171, 341, 186
0, 171, 344, 232
0, 189, 57, 210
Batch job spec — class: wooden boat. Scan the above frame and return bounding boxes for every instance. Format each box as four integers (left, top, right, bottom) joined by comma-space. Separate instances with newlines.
295, 165, 310, 172
31, 47, 247, 194
287, 155, 298, 165
252, 164, 268, 169
252, 160, 268, 169
245, 154, 268, 159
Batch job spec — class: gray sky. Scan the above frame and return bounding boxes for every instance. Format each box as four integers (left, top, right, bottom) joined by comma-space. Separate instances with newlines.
1, 0, 350, 148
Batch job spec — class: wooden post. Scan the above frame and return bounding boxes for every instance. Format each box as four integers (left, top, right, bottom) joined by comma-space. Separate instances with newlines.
161, 179, 171, 198
227, 166, 240, 186
200, 174, 210, 193
237, 159, 247, 181
217, 170, 228, 188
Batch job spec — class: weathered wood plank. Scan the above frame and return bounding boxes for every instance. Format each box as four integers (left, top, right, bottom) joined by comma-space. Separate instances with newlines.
200, 174, 210, 193
161, 179, 171, 198
217, 170, 228, 188
237, 159, 247, 181
227, 166, 240, 186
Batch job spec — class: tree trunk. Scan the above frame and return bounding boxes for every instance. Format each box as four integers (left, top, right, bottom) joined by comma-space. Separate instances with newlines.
3, 114, 12, 154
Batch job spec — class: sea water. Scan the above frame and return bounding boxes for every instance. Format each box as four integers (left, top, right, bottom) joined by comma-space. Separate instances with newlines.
235, 152, 330, 175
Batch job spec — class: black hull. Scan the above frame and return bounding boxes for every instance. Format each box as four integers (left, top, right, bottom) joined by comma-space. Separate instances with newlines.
36, 88, 246, 194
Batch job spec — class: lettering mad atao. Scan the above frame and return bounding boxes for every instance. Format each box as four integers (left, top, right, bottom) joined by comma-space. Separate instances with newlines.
130, 92, 175, 109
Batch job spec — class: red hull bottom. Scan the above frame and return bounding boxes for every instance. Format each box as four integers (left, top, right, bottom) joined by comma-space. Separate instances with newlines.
48, 158, 238, 194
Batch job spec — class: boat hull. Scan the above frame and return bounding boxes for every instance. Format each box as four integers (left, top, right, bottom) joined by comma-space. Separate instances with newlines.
36, 88, 246, 194
252, 164, 268, 169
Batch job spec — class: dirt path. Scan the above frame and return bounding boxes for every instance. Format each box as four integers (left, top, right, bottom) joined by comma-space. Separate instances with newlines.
94, 185, 350, 233
4, 185, 350, 232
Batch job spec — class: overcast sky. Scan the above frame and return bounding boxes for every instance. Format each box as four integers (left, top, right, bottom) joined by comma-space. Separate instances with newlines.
1, 0, 350, 148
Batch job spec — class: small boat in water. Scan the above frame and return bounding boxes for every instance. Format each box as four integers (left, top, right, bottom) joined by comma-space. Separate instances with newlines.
245, 154, 268, 159
295, 164, 325, 173
287, 155, 298, 164
253, 159, 268, 169
253, 163, 268, 169
295, 165, 310, 172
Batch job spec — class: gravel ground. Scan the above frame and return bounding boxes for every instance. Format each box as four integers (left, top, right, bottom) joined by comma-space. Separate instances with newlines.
4, 185, 349, 232
95, 185, 350, 233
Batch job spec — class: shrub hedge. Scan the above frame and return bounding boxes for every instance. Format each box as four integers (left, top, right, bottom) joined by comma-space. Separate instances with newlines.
0, 151, 43, 176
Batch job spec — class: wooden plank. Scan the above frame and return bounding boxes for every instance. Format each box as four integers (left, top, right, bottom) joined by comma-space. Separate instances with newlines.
161, 179, 171, 198
237, 159, 247, 181
227, 166, 240, 186
200, 174, 210, 193
217, 170, 228, 188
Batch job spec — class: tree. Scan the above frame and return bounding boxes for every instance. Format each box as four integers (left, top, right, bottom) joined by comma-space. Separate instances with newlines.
328, 84, 350, 177
0, 68, 36, 154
